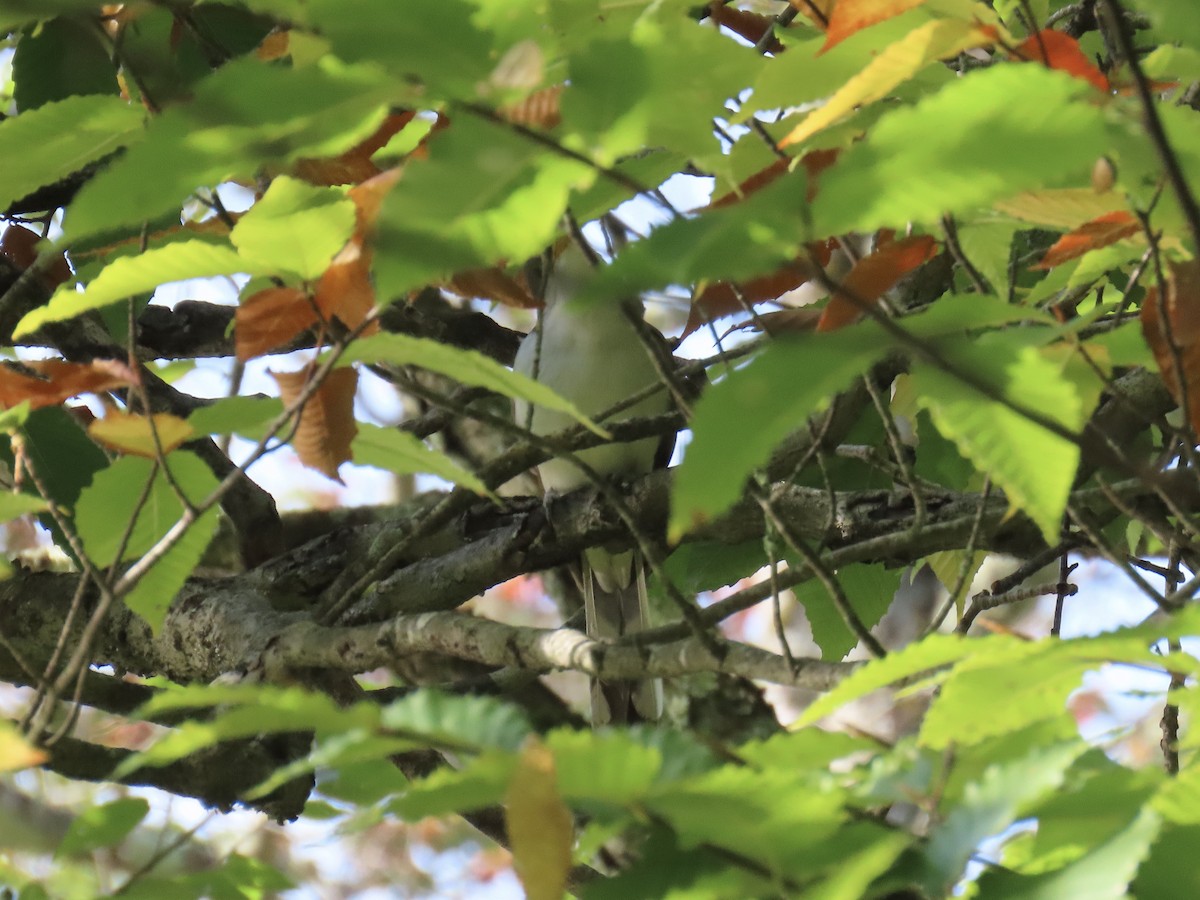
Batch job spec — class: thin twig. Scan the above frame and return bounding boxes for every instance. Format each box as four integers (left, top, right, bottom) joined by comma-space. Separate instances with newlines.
941, 214, 990, 294
1098, 0, 1200, 256
931, 477, 992, 633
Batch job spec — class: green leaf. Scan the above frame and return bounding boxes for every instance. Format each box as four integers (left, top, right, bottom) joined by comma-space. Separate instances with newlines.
652, 539, 768, 601
647, 766, 846, 876
229, 176, 356, 279
246, 729, 416, 800
63, 57, 390, 243
352, 422, 492, 497
921, 742, 1086, 893
339, 332, 604, 434
1153, 756, 1200, 825
381, 691, 530, 753
57, 798, 149, 857
974, 808, 1161, 899
0, 94, 143, 214
670, 326, 889, 540
921, 634, 1164, 750
12, 17, 119, 111
306, 0, 497, 100
738, 729, 877, 772
1023, 759, 1159, 873
671, 295, 1043, 539
388, 751, 515, 820
1134, 824, 1200, 898
76, 454, 190, 566
122, 501, 220, 632
954, 220, 1019, 295
15, 242, 263, 337
318, 758, 409, 805
796, 564, 900, 661
187, 396, 285, 439
74, 452, 221, 631
0, 493, 47, 522
811, 65, 1106, 236
2, 407, 107, 559
562, 6, 762, 167
910, 333, 1084, 542
1139, 0, 1200, 48
797, 633, 984, 726
117, 853, 293, 900
585, 827, 769, 900
582, 171, 810, 305
0, 2, 105, 35
546, 729, 662, 806
121, 685, 376, 776
919, 643, 1078, 750
372, 116, 592, 302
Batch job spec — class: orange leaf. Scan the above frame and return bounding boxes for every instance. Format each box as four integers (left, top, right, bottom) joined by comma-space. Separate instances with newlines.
271, 366, 358, 483
0, 225, 72, 289
817, 234, 939, 331
710, 149, 840, 210
792, 0, 836, 27
447, 266, 539, 308
256, 29, 289, 61
1013, 30, 1108, 92
89, 410, 194, 457
685, 259, 816, 336
348, 167, 403, 237
1033, 211, 1139, 269
1140, 258, 1200, 435
0, 359, 134, 410
236, 287, 318, 362
822, 0, 929, 54
292, 111, 416, 187
499, 85, 564, 129
743, 306, 824, 335
315, 243, 380, 333
306, 167, 404, 326
505, 737, 572, 900
708, 2, 782, 53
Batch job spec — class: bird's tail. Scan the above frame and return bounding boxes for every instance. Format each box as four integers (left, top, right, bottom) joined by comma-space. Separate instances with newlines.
582, 549, 662, 725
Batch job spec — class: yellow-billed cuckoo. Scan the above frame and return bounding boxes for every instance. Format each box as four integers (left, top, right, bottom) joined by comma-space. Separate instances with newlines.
513, 242, 670, 724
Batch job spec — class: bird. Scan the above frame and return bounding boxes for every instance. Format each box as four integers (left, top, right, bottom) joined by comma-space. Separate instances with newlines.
512, 239, 670, 724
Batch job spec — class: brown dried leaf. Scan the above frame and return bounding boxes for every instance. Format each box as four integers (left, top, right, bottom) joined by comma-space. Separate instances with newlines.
447, 266, 538, 308
0, 359, 134, 410
685, 259, 816, 337
0, 224, 72, 289
316, 243, 380, 333
499, 85, 564, 129
271, 366, 359, 483
1141, 258, 1200, 435
708, 2, 782, 53
292, 111, 415, 187
817, 234, 939, 331
236, 287, 318, 362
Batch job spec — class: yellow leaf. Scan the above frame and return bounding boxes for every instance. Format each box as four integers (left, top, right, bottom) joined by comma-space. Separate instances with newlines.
0, 721, 46, 773
89, 411, 195, 457
505, 737, 572, 900
993, 189, 1127, 228
780, 18, 995, 148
